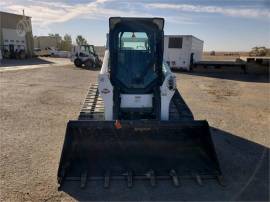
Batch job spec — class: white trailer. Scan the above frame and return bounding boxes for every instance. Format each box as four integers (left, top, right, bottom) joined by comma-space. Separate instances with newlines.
164, 35, 203, 71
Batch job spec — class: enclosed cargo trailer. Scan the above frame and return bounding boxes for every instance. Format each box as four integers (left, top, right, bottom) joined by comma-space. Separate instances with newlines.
164, 35, 203, 71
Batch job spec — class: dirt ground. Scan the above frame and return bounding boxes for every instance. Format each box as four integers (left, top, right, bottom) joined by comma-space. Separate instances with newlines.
0, 64, 269, 201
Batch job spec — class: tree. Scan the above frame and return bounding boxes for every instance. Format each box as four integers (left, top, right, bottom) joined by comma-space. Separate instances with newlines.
60, 34, 72, 51
63, 34, 72, 42
250, 46, 267, 56
76, 35, 88, 46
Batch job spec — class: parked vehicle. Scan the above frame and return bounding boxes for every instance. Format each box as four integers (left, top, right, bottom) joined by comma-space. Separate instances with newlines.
163, 35, 203, 71
71, 45, 102, 68
33, 48, 50, 57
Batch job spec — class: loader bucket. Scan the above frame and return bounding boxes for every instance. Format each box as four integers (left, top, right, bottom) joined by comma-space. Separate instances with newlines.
58, 120, 222, 188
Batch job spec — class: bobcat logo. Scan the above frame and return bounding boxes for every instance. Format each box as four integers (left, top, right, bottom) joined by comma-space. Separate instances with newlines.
16, 16, 31, 37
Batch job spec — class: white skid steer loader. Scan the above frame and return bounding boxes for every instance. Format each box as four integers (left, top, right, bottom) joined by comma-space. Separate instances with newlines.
71, 45, 102, 68
58, 17, 223, 189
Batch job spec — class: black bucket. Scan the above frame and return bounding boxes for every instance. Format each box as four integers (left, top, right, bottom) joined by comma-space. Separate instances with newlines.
57, 120, 222, 188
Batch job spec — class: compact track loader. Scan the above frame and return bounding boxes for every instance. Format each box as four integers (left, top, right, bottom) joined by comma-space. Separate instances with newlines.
71, 45, 102, 68
58, 17, 223, 189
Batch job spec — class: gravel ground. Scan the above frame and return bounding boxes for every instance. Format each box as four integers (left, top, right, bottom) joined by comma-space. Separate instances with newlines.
0, 64, 269, 201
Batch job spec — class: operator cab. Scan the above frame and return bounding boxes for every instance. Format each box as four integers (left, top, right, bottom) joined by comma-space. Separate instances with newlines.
109, 17, 164, 94
108, 17, 165, 119
77, 45, 96, 57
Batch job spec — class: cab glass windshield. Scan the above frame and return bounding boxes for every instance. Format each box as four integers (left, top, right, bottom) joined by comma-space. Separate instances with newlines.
118, 32, 149, 51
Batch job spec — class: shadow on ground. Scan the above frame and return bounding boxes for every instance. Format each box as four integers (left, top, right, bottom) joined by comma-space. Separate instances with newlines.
59, 127, 269, 201
72, 65, 101, 71
0, 57, 54, 67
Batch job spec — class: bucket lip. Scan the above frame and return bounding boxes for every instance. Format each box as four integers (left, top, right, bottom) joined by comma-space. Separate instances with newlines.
67, 120, 210, 129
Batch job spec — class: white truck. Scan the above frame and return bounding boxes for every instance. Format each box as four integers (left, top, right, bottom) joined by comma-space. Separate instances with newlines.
163, 35, 203, 71
34, 47, 70, 58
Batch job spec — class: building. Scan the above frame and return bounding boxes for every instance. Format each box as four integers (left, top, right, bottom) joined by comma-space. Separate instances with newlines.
0, 11, 34, 58
34, 36, 61, 50
163, 35, 203, 71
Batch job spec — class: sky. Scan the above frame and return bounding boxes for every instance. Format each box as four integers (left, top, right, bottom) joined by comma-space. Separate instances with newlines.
1, 0, 269, 51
